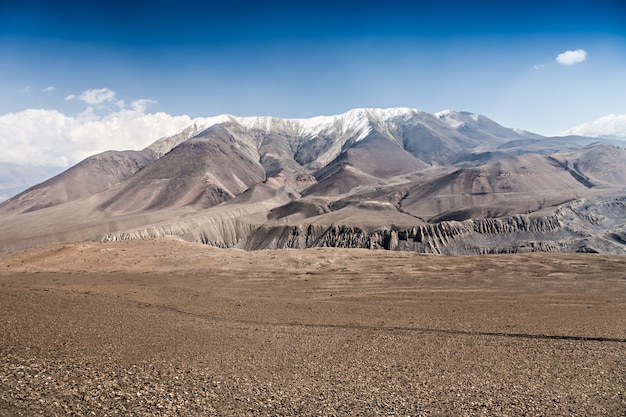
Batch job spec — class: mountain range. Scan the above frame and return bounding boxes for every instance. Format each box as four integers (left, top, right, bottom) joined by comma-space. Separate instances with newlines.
1, 107, 625, 254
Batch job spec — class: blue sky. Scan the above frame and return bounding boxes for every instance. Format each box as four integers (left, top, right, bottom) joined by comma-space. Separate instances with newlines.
1, 0, 625, 170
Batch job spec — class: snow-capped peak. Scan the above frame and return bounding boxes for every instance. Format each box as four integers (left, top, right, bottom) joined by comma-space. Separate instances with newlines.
187, 107, 423, 144
148, 106, 519, 157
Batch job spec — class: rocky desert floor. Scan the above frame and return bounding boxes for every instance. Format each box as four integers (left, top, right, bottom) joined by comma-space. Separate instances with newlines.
0, 238, 624, 416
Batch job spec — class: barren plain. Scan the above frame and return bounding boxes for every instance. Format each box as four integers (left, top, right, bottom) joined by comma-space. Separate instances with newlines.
1, 239, 625, 416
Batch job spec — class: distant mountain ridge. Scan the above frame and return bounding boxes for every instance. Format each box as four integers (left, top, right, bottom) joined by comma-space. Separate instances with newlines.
1, 107, 625, 254
0, 163, 63, 203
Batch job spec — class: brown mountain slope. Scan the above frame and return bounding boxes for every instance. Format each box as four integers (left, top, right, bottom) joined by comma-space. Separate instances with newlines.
304, 133, 428, 196
548, 142, 626, 188
398, 154, 595, 222
99, 134, 266, 214
0, 150, 156, 216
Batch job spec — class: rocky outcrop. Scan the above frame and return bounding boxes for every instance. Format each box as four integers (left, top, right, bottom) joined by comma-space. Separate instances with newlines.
99, 203, 277, 248
241, 214, 564, 254
97, 194, 626, 255
101, 218, 258, 248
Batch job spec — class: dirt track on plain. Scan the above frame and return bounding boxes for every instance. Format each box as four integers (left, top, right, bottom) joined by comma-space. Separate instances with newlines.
1, 239, 625, 416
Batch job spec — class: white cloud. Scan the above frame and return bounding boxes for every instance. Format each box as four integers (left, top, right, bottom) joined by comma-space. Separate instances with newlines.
130, 98, 156, 112
0, 106, 194, 167
43, 86, 56, 92
562, 113, 626, 139
65, 88, 117, 105
556, 49, 587, 66
79, 87, 117, 105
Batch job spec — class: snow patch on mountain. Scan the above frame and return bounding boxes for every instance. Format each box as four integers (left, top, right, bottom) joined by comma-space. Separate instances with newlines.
436, 110, 465, 129
435, 110, 484, 130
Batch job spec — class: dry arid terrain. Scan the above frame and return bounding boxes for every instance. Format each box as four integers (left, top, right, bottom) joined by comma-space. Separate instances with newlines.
1, 239, 625, 416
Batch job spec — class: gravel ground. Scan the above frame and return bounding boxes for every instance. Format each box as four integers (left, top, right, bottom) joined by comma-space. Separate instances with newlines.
2, 336, 624, 416
0, 240, 625, 416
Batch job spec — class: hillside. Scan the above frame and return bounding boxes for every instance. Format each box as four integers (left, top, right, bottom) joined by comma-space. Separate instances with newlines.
0, 108, 624, 254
